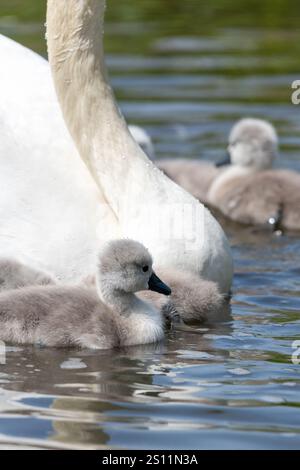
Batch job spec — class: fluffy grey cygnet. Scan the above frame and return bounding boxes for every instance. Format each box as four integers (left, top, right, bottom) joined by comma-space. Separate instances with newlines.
157, 118, 300, 231
129, 125, 155, 160
207, 118, 300, 230
0, 240, 171, 349
0, 258, 55, 292
83, 268, 230, 325
140, 269, 230, 324
157, 159, 219, 205
157, 118, 279, 207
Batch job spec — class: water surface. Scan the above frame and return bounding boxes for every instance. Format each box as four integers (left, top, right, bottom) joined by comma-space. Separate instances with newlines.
0, 0, 300, 450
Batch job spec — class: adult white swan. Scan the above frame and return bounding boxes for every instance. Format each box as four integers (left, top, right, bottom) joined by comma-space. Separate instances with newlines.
0, 33, 119, 281
0, 0, 232, 292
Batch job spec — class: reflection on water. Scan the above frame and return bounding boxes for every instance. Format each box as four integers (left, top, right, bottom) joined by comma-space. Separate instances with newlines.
0, 0, 300, 450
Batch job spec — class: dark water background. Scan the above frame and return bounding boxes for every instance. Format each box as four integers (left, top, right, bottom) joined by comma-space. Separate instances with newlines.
0, 0, 300, 450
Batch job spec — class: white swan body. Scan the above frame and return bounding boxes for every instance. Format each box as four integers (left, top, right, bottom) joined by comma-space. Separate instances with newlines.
46, 0, 233, 292
129, 128, 220, 204
129, 125, 155, 160
0, 33, 119, 281
0, 0, 233, 292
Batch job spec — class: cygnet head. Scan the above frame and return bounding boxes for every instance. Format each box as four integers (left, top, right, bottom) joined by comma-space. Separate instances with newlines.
217, 118, 278, 170
129, 125, 155, 160
97, 239, 171, 303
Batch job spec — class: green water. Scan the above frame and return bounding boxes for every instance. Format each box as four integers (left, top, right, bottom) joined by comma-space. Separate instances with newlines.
0, 0, 300, 450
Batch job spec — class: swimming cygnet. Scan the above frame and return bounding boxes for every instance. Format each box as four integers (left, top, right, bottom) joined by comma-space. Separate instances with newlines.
139, 269, 230, 324
129, 125, 155, 160
207, 118, 300, 231
0, 240, 171, 349
82, 267, 230, 324
156, 118, 276, 205
0, 258, 55, 292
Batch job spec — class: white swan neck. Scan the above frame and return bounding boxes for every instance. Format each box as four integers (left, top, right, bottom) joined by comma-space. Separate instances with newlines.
46, 0, 147, 216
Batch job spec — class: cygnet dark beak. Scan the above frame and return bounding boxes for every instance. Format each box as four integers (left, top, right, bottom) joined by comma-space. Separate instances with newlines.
148, 272, 171, 296
215, 153, 231, 167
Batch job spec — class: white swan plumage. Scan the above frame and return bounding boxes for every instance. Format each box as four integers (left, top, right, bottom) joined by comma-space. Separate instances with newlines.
0, 0, 233, 292
129, 125, 155, 160
0, 33, 119, 281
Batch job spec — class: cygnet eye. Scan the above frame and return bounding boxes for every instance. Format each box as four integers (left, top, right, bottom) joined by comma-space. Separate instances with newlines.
142, 265, 149, 272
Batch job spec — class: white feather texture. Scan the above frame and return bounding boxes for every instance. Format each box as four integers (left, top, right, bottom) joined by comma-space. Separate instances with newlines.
0, 0, 233, 292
